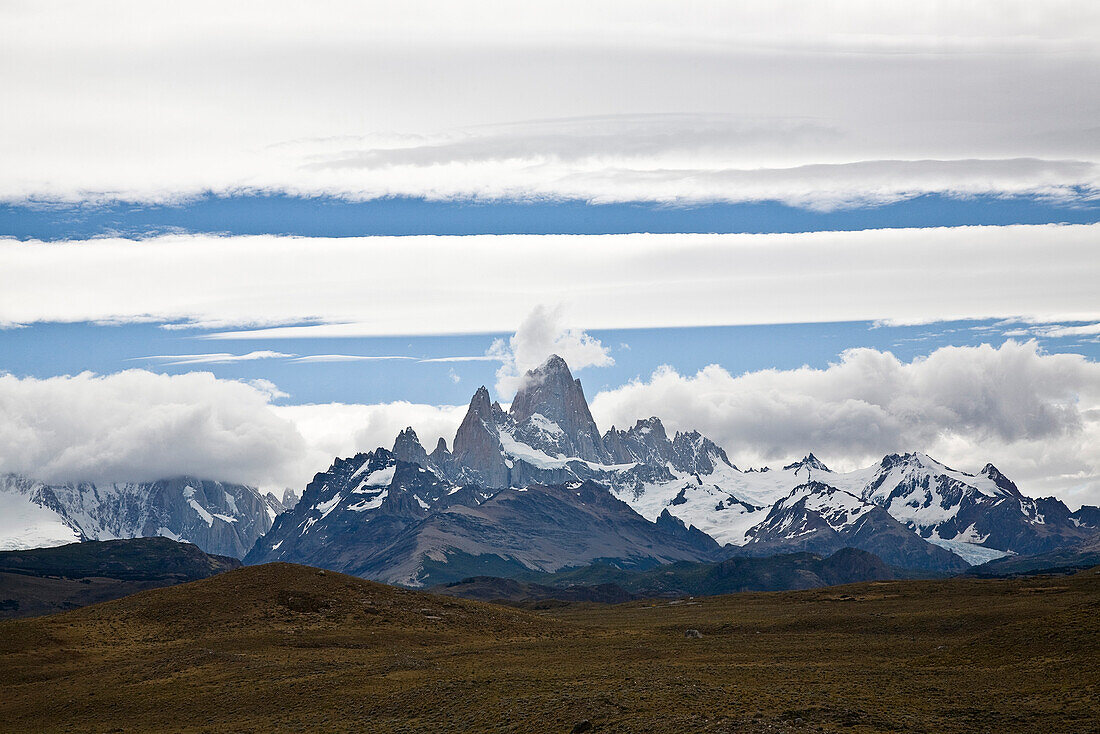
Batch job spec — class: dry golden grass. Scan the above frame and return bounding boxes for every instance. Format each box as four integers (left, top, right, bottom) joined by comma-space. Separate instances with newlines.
1, 562, 1097, 733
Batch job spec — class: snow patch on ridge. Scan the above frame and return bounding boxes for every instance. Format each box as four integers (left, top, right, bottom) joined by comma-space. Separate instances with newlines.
0, 492, 81, 550
926, 537, 1012, 565
353, 466, 397, 492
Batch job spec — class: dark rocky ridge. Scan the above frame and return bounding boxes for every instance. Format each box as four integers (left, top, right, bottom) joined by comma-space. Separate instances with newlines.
438, 547, 904, 601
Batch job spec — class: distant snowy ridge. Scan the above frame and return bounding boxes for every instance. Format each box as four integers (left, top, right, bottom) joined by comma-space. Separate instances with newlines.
0, 474, 289, 558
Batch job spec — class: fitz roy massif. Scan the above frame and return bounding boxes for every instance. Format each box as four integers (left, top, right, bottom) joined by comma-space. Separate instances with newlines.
6, 356, 1096, 587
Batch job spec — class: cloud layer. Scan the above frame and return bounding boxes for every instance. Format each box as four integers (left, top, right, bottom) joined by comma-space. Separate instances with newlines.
3, 225, 1097, 334
1, 3, 1097, 204
0, 369, 467, 492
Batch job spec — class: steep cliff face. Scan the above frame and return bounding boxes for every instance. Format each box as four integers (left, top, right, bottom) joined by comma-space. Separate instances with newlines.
451, 386, 512, 487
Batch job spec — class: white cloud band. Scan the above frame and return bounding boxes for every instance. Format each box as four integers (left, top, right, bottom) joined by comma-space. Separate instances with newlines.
2, 225, 1097, 334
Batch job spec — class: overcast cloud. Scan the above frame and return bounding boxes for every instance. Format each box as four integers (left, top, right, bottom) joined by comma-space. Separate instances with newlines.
1, 2, 1097, 205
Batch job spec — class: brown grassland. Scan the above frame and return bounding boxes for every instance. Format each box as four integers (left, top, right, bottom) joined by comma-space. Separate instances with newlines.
1, 562, 1097, 733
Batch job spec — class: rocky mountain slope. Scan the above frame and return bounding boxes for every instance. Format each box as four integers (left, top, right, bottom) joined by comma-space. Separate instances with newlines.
738, 482, 969, 572
245, 449, 722, 586
0, 474, 287, 558
249, 354, 1098, 583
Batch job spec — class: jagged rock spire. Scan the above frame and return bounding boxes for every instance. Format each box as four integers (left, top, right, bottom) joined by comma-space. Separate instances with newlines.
392, 427, 429, 466
508, 354, 607, 462
452, 386, 510, 487
784, 453, 831, 473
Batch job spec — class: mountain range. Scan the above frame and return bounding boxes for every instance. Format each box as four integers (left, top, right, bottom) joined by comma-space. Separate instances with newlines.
246, 355, 1100, 585
2, 355, 1096, 582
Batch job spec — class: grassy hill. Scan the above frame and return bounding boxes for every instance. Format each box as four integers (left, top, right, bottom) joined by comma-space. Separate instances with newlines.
0, 537, 240, 619
431, 548, 907, 606
1, 562, 1097, 732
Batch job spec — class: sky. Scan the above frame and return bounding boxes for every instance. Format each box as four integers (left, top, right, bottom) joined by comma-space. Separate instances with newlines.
1, 1, 1099, 507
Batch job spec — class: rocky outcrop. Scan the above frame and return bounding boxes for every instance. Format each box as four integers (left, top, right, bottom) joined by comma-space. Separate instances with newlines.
452, 386, 511, 487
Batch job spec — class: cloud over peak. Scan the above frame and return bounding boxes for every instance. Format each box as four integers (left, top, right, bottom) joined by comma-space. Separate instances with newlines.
488, 306, 614, 396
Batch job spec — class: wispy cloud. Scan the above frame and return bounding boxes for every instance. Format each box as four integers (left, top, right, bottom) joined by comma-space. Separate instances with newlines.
132, 351, 295, 365
290, 355, 417, 364
1002, 322, 1100, 339
418, 355, 502, 363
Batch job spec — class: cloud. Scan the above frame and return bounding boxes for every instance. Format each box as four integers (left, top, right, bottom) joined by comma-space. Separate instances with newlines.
0, 4, 1097, 204
3, 225, 1098, 335
0, 369, 468, 491
289, 355, 416, 363
418, 356, 502, 363
1000, 322, 1100, 339
488, 306, 614, 395
299, 146, 1100, 210
590, 340, 1100, 507
271, 402, 467, 465
133, 350, 295, 365
0, 370, 308, 488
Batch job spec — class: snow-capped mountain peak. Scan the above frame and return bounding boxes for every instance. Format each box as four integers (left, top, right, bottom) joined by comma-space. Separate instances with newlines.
782, 453, 831, 477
